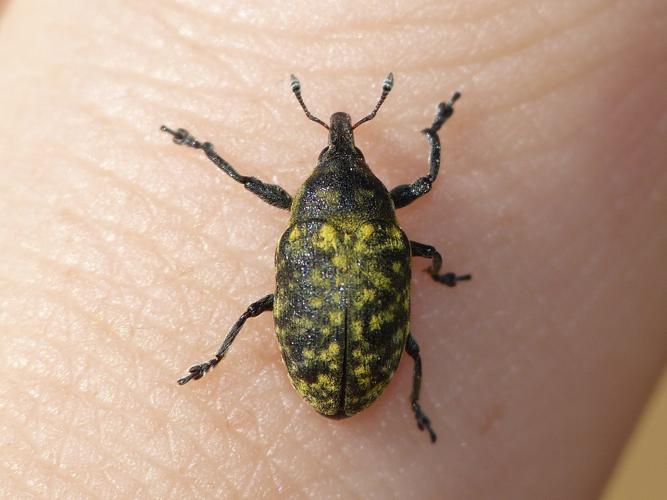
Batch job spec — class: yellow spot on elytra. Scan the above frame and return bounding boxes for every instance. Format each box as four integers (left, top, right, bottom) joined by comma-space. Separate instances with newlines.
362, 288, 375, 303
328, 310, 344, 326
332, 254, 347, 268
303, 349, 315, 360
353, 288, 377, 308
310, 269, 324, 286
380, 309, 395, 324
368, 270, 391, 289
354, 241, 368, 253
359, 224, 374, 240
293, 378, 309, 395
391, 261, 402, 273
318, 342, 340, 362
316, 374, 336, 391
293, 316, 314, 329
289, 226, 302, 242
354, 365, 369, 377
351, 321, 363, 337
310, 297, 323, 308
370, 315, 381, 331
314, 224, 338, 251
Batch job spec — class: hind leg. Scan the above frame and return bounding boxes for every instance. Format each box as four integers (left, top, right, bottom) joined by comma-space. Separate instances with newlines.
177, 294, 274, 385
405, 333, 437, 443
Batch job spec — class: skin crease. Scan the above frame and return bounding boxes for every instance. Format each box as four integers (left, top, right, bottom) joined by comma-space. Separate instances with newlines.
0, 0, 665, 498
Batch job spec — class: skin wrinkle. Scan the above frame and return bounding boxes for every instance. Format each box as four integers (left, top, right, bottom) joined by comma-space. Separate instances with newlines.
297, 1, 612, 70
116, 397, 223, 496
258, 413, 296, 494
13, 245, 169, 317
41, 151, 275, 294
476, 38, 651, 120
519, 37, 641, 103
157, 0, 508, 38
46, 208, 177, 281
244, 447, 276, 497
0, 0, 665, 498
6, 419, 96, 498
55, 406, 101, 494
5, 288, 255, 491
268, 407, 355, 498
465, 69, 650, 167
1, 385, 128, 496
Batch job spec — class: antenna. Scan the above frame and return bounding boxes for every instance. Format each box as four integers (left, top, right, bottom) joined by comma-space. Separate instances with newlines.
290, 75, 329, 129
352, 73, 394, 129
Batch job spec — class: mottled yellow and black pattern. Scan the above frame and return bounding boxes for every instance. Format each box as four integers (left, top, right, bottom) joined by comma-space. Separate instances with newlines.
165, 78, 467, 442
274, 135, 411, 416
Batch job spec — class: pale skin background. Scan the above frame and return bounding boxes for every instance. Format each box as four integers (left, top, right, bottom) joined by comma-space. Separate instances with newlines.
0, 0, 665, 498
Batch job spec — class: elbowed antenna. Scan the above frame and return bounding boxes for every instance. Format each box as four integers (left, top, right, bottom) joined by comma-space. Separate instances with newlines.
290, 75, 329, 129
352, 72, 394, 129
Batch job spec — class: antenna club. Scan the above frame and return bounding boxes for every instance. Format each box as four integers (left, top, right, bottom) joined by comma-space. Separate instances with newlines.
383, 72, 394, 91
290, 74, 301, 92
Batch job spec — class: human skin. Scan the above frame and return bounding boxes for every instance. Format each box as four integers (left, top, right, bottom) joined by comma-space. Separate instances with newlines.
0, 0, 665, 498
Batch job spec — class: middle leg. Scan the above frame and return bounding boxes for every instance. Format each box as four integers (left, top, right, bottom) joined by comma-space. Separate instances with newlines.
410, 240, 471, 287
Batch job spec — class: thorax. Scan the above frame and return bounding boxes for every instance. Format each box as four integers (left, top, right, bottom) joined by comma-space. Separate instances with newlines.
290, 154, 396, 230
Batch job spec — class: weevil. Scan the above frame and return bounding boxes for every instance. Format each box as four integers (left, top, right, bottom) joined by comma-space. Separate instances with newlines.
161, 73, 470, 442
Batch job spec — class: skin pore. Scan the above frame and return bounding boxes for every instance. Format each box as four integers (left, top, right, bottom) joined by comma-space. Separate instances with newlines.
0, 1, 665, 498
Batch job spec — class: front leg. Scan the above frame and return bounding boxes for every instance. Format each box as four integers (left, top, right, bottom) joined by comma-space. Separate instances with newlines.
161, 126, 292, 210
410, 240, 471, 287
390, 92, 460, 209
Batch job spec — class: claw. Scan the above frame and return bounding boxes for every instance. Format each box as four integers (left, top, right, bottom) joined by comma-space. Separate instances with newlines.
413, 402, 437, 443
426, 271, 472, 287
177, 373, 195, 385
160, 125, 201, 147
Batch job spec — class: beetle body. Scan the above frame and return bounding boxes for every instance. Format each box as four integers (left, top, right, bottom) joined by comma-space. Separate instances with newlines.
163, 74, 470, 442
274, 116, 410, 415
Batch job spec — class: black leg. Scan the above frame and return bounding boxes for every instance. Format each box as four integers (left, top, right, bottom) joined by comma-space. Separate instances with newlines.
161, 126, 292, 210
177, 294, 274, 385
405, 334, 437, 443
410, 240, 471, 286
390, 92, 460, 209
